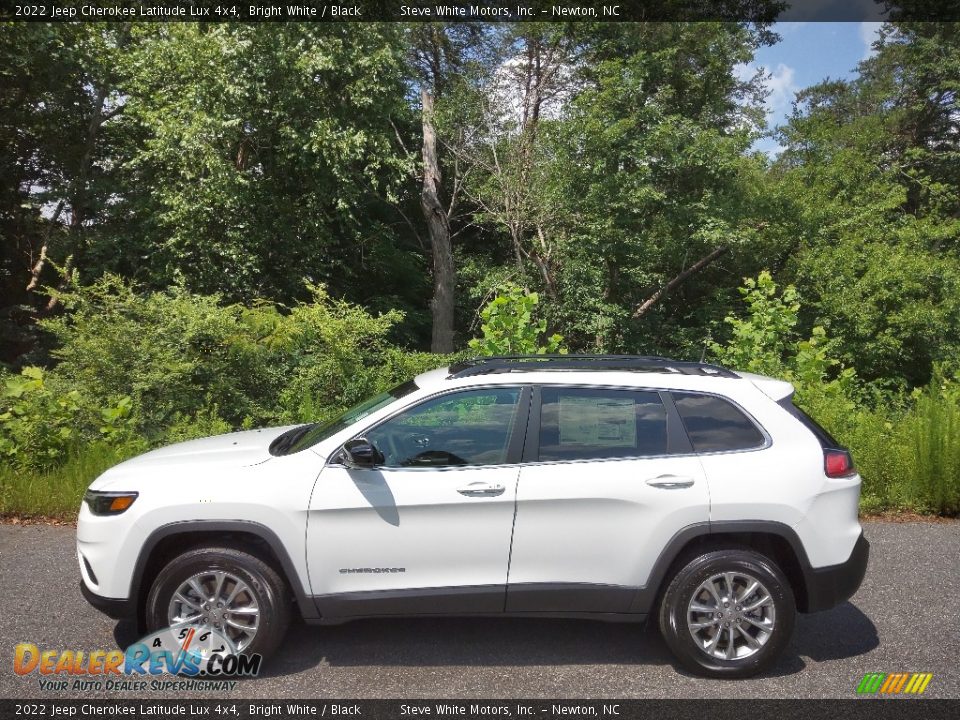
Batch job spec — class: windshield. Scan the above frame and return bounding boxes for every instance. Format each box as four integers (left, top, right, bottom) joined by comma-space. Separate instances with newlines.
269, 379, 419, 456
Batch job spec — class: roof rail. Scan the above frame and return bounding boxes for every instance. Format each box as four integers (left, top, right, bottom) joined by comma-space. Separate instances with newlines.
447, 354, 738, 379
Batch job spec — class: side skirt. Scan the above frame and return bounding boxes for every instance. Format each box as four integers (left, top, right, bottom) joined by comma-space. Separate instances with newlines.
309, 582, 646, 623
305, 611, 648, 626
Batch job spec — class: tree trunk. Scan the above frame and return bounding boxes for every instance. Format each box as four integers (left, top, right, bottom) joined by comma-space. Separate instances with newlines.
532, 225, 558, 299
420, 88, 455, 353
25, 200, 65, 292
633, 246, 729, 319
26, 85, 108, 298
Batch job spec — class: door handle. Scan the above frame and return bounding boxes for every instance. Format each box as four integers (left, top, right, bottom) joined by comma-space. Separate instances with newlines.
457, 482, 506, 497
645, 474, 695, 489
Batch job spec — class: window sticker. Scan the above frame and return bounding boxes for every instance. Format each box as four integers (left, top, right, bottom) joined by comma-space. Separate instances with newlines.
558, 394, 636, 448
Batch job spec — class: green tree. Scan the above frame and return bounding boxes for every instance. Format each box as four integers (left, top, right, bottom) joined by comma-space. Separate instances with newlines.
0, 24, 128, 354
533, 22, 778, 354
707, 270, 798, 376
40, 275, 438, 439
773, 22, 960, 388
105, 24, 420, 312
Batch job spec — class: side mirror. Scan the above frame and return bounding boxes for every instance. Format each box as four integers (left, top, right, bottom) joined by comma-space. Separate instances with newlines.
341, 438, 384, 469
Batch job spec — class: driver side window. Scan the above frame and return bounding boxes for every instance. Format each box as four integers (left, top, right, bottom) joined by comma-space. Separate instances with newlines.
365, 388, 522, 468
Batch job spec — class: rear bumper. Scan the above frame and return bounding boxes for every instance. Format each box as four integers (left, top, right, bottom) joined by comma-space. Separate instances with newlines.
803, 531, 869, 613
80, 581, 134, 621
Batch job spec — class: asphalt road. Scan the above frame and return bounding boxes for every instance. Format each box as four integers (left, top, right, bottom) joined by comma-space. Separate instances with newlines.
0, 520, 957, 700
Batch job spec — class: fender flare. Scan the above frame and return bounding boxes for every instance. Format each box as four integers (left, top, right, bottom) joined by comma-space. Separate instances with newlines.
629, 520, 815, 613
131, 519, 319, 620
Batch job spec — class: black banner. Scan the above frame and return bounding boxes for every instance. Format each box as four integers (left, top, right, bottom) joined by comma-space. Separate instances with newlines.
1, 700, 959, 720
3, 0, 960, 24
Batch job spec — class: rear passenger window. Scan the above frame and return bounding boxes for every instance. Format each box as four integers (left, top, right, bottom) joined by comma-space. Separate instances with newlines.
538, 388, 668, 461
673, 393, 765, 452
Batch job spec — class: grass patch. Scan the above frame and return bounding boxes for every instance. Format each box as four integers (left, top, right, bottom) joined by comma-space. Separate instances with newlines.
0, 442, 142, 518
824, 383, 960, 517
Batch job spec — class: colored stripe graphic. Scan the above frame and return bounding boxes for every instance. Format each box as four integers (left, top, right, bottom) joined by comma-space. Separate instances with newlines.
857, 672, 932, 695
910, 673, 933, 694
857, 673, 886, 693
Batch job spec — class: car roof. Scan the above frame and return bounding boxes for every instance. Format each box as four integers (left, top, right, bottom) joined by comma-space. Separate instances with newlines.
412, 356, 792, 399
449, 354, 737, 378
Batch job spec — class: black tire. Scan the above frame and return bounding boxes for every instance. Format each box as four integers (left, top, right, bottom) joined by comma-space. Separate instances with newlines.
658, 548, 795, 678
145, 546, 291, 660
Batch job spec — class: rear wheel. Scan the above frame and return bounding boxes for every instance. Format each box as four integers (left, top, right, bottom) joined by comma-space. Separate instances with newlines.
145, 546, 291, 659
658, 548, 795, 678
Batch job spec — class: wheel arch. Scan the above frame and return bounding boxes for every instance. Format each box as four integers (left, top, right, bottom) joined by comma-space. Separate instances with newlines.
131, 520, 318, 630
631, 521, 815, 614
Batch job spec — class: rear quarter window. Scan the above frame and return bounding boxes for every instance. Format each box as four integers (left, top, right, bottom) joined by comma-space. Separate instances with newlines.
672, 392, 766, 453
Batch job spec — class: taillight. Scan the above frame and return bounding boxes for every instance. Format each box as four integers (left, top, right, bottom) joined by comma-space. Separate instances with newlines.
824, 449, 855, 478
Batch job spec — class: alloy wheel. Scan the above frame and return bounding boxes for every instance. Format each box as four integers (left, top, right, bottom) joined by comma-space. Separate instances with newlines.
167, 570, 260, 652
686, 571, 776, 660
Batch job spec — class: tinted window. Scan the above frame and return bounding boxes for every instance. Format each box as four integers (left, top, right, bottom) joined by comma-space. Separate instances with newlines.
538, 388, 668, 461
365, 388, 521, 467
673, 393, 765, 452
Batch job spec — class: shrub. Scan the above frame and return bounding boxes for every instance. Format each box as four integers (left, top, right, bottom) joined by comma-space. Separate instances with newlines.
42, 276, 284, 436
903, 379, 960, 514
468, 285, 565, 356
0, 366, 136, 471
708, 271, 858, 429
41, 276, 445, 437
707, 271, 799, 377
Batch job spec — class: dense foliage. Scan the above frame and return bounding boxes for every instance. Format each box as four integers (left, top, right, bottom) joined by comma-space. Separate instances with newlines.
467, 285, 565, 356
1, 20, 958, 515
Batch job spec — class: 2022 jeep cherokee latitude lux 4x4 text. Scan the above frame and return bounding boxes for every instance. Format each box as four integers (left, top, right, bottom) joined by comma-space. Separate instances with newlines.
78, 355, 869, 678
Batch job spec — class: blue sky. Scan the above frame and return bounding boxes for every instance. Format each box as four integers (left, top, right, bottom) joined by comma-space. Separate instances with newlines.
743, 22, 884, 155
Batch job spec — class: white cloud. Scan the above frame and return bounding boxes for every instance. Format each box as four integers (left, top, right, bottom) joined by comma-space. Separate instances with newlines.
735, 61, 799, 158
860, 22, 883, 60
485, 53, 577, 135
732, 62, 755, 83
766, 63, 799, 115
739, 61, 799, 119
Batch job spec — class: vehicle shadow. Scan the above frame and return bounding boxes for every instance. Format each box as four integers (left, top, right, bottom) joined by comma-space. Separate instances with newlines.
113, 620, 143, 649
109, 600, 877, 680
258, 616, 672, 679
254, 600, 877, 679
790, 600, 880, 662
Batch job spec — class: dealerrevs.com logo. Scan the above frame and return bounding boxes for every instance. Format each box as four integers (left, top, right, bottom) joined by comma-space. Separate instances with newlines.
856, 672, 934, 695
14, 627, 261, 692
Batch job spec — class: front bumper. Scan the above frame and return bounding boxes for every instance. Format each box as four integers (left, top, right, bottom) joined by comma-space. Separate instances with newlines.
80, 581, 134, 621
803, 531, 869, 613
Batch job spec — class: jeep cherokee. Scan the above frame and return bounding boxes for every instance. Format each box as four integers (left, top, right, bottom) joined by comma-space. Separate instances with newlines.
78, 355, 869, 678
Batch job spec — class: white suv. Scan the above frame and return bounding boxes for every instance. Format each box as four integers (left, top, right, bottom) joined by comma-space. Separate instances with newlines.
78, 355, 868, 678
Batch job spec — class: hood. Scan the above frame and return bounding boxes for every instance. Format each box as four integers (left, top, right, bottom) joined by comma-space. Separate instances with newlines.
90, 425, 301, 490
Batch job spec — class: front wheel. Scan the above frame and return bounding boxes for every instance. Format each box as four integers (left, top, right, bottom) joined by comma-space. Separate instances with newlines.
658, 549, 796, 678
145, 546, 291, 660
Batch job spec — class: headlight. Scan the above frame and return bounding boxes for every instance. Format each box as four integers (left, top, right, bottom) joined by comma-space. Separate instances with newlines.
83, 490, 138, 516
